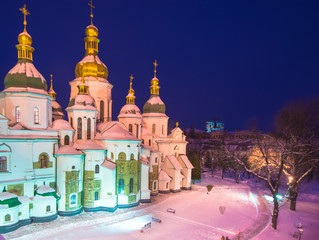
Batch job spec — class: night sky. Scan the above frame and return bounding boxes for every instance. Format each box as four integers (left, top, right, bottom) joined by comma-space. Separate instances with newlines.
0, 0, 319, 132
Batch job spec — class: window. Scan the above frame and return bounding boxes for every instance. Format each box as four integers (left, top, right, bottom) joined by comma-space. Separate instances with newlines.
155, 157, 157, 164
152, 124, 156, 134
72, 165, 75, 170
128, 124, 133, 133
70, 194, 76, 205
111, 152, 114, 159
0, 156, 7, 172
129, 178, 134, 193
70, 117, 73, 127
166, 182, 169, 189
34, 107, 39, 124
118, 179, 124, 194
95, 164, 99, 174
153, 181, 157, 190
39, 153, 49, 168
148, 139, 151, 146
118, 152, 126, 160
136, 124, 139, 138
4, 214, 11, 222
46, 205, 51, 212
64, 135, 70, 145
130, 154, 134, 160
100, 100, 105, 122
95, 192, 99, 200
77, 117, 82, 140
15, 106, 21, 122
87, 118, 91, 140
162, 125, 164, 135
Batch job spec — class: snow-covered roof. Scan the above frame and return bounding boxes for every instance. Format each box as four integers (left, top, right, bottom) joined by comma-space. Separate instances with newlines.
147, 96, 164, 105
55, 145, 83, 155
140, 157, 149, 165
0, 192, 17, 201
33, 195, 56, 202
3, 87, 49, 96
9, 122, 30, 130
96, 121, 140, 141
18, 196, 31, 204
78, 55, 106, 69
52, 119, 73, 131
101, 159, 116, 170
74, 140, 105, 150
8, 61, 46, 83
36, 185, 55, 194
142, 113, 168, 117
52, 101, 64, 116
179, 155, 194, 169
159, 170, 171, 182
118, 104, 142, 119
0, 114, 9, 121
166, 155, 183, 170
66, 94, 98, 111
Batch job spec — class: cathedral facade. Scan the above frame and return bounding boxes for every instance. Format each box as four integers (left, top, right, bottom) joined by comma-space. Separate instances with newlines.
0, 5, 193, 233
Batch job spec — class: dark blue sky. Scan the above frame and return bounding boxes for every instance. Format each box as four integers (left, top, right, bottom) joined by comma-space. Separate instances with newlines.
0, 0, 319, 132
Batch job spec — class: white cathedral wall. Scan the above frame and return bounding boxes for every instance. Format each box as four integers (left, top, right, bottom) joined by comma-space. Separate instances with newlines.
0, 206, 19, 226
32, 197, 56, 218
69, 79, 113, 121
97, 140, 140, 161
142, 115, 169, 138
118, 117, 142, 139
140, 163, 150, 200
0, 93, 51, 129
0, 139, 56, 197
99, 167, 117, 208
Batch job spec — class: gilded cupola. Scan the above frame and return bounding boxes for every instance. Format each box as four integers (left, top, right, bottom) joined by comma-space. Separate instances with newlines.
74, 1, 109, 81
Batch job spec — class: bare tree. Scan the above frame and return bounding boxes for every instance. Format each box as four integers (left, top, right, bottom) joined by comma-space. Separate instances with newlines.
275, 99, 319, 210
225, 134, 286, 229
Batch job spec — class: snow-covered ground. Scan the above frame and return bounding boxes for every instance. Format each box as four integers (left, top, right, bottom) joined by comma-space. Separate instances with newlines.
3, 171, 319, 240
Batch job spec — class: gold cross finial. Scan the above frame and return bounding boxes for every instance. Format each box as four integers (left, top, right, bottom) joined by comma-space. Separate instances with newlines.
19, 4, 30, 32
153, 60, 158, 78
50, 74, 53, 90
130, 74, 134, 89
176, 122, 179, 128
88, 0, 95, 25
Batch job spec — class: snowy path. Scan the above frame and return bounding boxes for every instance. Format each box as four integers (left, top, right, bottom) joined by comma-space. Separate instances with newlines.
4, 172, 273, 240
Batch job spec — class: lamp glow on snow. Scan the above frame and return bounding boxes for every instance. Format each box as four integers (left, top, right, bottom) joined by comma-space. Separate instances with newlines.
289, 176, 293, 183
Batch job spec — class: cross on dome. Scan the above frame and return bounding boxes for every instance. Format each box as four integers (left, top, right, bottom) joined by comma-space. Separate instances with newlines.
19, 4, 30, 32
88, 0, 95, 25
153, 60, 158, 78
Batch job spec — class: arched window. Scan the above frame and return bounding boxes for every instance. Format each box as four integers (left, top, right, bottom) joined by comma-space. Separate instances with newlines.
70, 117, 73, 128
130, 154, 134, 160
70, 194, 76, 205
46, 205, 51, 212
77, 117, 82, 140
111, 152, 114, 159
64, 135, 70, 145
118, 152, 126, 160
34, 107, 39, 124
95, 164, 99, 174
128, 124, 133, 133
148, 139, 151, 146
118, 179, 124, 194
136, 124, 139, 138
39, 153, 49, 168
72, 165, 75, 170
94, 191, 99, 200
100, 100, 105, 122
152, 124, 156, 134
153, 181, 157, 190
4, 214, 11, 222
155, 157, 158, 164
0, 156, 7, 172
162, 125, 164, 135
129, 178, 134, 193
15, 106, 21, 122
87, 118, 91, 139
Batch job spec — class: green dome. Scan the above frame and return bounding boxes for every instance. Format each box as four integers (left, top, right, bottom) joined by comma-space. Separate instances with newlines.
143, 95, 166, 114
4, 59, 47, 91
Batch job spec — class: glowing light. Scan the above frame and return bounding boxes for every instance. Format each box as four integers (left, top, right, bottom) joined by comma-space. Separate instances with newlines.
288, 176, 293, 183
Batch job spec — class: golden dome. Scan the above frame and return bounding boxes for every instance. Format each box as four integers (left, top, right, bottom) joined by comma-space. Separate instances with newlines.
18, 32, 32, 46
85, 25, 99, 37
